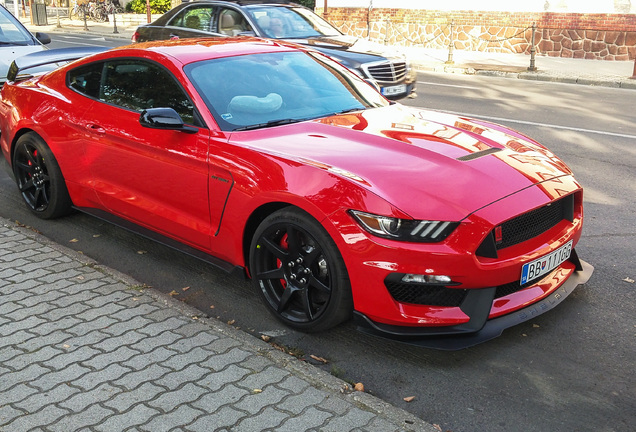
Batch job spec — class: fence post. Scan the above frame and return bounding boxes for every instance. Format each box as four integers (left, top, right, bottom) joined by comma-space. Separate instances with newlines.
631, 57, 636, 79
446, 20, 455, 65
528, 22, 537, 72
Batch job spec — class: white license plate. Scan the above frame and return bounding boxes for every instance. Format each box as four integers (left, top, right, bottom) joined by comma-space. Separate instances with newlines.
520, 240, 573, 285
381, 84, 407, 96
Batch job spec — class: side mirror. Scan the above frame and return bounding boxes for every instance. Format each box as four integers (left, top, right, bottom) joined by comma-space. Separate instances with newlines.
140, 108, 197, 133
35, 32, 51, 45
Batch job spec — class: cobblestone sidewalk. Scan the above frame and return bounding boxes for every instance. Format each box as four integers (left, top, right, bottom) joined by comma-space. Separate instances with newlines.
0, 217, 435, 432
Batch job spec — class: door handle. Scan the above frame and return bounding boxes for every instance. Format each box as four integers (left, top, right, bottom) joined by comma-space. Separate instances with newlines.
87, 124, 106, 134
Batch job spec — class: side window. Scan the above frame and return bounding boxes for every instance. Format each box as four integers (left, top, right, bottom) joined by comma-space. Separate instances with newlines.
99, 60, 196, 126
68, 61, 103, 98
217, 8, 252, 36
170, 6, 215, 32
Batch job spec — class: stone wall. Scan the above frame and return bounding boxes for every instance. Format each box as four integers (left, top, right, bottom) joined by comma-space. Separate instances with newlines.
317, 8, 636, 60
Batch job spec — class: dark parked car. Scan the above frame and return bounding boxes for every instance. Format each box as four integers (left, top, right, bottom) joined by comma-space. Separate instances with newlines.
132, 0, 416, 100
0, 4, 51, 85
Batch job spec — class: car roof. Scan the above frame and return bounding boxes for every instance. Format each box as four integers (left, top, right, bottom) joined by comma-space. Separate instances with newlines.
116, 37, 302, 64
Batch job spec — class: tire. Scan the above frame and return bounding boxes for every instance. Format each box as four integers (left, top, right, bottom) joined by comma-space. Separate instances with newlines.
12, 133, 73, 219
249, 208, 353, 332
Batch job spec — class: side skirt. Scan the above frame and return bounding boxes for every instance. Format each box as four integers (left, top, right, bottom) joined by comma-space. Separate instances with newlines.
74, 206, 246, 279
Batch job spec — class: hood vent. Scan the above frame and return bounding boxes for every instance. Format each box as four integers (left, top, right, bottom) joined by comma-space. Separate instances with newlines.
456, 148, 503, 161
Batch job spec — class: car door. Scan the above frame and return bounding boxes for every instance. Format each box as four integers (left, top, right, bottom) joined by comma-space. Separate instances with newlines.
70, 59, 213, 250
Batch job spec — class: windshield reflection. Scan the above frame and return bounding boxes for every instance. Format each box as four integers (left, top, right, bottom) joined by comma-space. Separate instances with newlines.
186, 50, 388, 132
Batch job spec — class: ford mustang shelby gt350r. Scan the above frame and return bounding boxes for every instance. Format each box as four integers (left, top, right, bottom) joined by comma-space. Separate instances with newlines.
0, 38, 593, 349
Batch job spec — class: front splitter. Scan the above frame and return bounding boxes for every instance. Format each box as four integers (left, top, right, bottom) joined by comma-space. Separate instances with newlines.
354, 259, 594, 350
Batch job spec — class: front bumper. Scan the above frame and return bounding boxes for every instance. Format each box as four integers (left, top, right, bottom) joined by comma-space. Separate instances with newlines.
354, 256, 594, 350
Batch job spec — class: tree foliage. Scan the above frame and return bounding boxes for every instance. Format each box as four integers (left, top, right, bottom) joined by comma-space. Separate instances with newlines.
296, 0, 316, 8
126, 0, 172, 14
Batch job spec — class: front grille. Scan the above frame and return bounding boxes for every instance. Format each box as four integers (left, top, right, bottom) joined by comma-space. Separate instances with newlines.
365, 61, 407, 84
477, 194, 575, 258
495, 279, 535, 299
386, 281, 467, 307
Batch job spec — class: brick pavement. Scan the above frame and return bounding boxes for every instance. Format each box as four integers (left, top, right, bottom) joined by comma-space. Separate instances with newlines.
0, 217, 435, 432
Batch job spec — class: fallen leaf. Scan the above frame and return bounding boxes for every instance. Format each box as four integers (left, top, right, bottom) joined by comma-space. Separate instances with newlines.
623, 277, 634, 283
210, 305, 215, 309
63, 344, 71, 349
182, 286, 190, 291
252, 389, 263, 394
310, 355, 328, 364
137, 250, 147, 255
93, 234, 101, 238
69, 238, 79, 243
261, 335, 271, 342
403, 396, 416, 402
433, 424, 442, 432
227, 319, 236, 325
354, 382, 365, 392
168, 290, 179, 296
533, 324, 540, 328
76, 276, 85, 280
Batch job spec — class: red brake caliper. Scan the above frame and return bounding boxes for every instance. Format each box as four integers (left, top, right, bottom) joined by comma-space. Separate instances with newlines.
277, 233, 289, 289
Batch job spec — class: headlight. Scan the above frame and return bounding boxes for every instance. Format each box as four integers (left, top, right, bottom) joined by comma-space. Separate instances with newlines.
350, 210, 458, 242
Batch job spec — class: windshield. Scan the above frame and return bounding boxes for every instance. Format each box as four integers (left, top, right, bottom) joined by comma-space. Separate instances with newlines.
0, 7, 36, 46
245, 6, 341, 39
186, 50, 388, 132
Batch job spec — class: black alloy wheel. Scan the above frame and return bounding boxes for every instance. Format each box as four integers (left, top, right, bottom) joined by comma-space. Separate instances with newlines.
12, 133, 72, 219
250, 208, 353, 332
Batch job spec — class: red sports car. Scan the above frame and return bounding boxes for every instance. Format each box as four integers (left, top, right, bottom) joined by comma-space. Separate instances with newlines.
0, 38, 593, 349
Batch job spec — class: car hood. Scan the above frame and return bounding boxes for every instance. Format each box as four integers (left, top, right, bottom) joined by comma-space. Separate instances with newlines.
0, 45, 46, 82
233, 104, 575, 221
288, 35, 402, 65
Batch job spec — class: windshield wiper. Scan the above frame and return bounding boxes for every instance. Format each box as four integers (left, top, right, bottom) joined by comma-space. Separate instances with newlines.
233, 118, 307, 132
330, 107, 366, 116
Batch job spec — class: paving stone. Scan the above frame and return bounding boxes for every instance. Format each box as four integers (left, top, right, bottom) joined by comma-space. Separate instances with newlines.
2, 404, 71, 431
139, 405, 205, 432
276, 386, 328, 415
113, 364, 171, 391
71, 363, 132, 391
14, 383, 81, 412
144, 382, 208, 412
197, 364, 252, 392
50, 404, 116, 432
4, 345, 64, 370
30, 363, 91, 392
0, 383, 39, 406
122, 346, 177, 371
191, 384, 251, 413
233, 406, 289, 431
187, 405, 249, 432
94, 403, 160, 431
1, 363, 51, 390
0, 218, 435, 432
234, 385, 290, 415
274, 406, 333, 431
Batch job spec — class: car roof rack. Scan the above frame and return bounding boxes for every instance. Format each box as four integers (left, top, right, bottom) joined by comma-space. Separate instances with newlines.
6, 47, 109, 83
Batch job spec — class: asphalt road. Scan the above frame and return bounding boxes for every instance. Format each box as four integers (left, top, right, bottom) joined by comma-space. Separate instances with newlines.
1, 34, 634, 431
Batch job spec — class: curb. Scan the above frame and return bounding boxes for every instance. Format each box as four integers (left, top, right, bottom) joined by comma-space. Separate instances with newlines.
412, 61, 636, 89
2, 217, 437, 432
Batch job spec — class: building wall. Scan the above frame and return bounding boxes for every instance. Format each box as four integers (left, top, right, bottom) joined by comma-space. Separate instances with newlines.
318, 2, 636, 60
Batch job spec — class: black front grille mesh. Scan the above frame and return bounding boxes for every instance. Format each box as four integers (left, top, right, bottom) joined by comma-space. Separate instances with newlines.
498, 195, 572, 249
366, 62, 407, 84
385, 282, 467, 307
477, 194, 574, 258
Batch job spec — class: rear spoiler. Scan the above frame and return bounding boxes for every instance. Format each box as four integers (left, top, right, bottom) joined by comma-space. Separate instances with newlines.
6, 47, 110, 83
